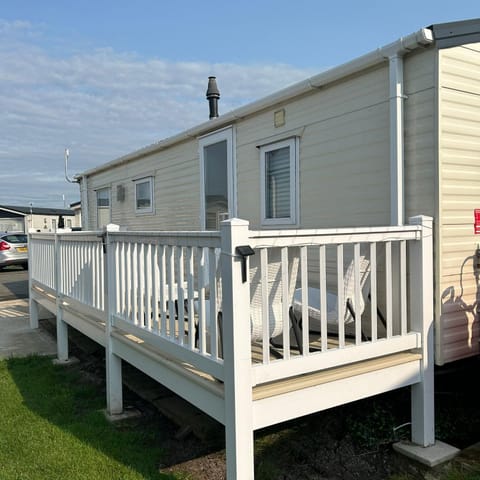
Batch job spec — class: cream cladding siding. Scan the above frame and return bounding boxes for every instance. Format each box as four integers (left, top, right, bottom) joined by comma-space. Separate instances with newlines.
236, 64, 392, 230
403, 48, 437, 221
87, 139, 200, 231
438, 42, 480, 364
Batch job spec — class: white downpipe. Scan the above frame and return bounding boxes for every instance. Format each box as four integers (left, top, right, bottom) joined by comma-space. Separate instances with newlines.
385, 28, 434, 226
389, 54, 405, 226
79, 175, 89, 229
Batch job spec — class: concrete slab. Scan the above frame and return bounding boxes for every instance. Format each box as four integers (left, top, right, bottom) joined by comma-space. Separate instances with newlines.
52, 356, 79, 366
103, 407, 142, 423
0, 299, 57, 359
393, 440, 460, 467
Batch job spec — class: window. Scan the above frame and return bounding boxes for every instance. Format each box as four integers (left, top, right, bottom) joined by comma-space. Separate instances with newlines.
260, 138, 298, 225
96, 187, 111, 228
134, 177, 154, 214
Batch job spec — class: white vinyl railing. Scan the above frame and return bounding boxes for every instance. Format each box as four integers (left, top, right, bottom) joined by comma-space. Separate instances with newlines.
59, 233, 105, 311
29, 233, 56, 290
29, 216, 432, 387
107, 231, 224, 380
30, 231, 104, 311
246, 224, 424, 385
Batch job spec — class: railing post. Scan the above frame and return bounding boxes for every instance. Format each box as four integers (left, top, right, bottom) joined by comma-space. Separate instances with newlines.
104, 227, 123, 415
408, 215, 435, 446
55, 233, 69, 362
221, 218, 255, 480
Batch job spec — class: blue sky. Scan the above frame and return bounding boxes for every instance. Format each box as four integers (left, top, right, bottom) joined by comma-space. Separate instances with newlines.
1, 0, 479, 208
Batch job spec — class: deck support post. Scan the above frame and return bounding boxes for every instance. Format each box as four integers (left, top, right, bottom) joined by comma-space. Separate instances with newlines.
56, 307, 69, 361
221, 219, 255, 480
54, 232, 69, 361
408, 215, 435, 446
29, 297, 39, 329
104, 228, 123, 415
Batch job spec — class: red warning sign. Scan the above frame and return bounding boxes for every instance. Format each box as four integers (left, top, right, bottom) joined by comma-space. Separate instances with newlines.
475, 209, 480, 234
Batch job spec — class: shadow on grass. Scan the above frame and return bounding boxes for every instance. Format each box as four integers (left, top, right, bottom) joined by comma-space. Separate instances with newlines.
5, 355, 180, 480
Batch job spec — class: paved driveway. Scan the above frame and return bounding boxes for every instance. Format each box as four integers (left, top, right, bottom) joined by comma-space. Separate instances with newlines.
0, 267, 57, 358
0, 266, 28, 301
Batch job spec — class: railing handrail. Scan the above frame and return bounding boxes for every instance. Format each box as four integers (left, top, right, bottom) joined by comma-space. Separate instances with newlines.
249, 224, 421, 248
109, 230, 221, 248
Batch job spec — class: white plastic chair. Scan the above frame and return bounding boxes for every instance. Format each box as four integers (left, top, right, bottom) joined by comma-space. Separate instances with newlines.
248, 247, 300, 343
290, 255, 377, 352
194, 247, 300, 355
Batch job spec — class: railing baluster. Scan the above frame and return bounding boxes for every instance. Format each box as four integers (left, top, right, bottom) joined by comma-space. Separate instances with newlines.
167, 245, 176, 340
319, 244, 327, 352
281, 247, 290, 359
370, 242, 378, 341
385, 241, 392, 338
186, 247, 195, 349
354, 243, 361, 345
144, 243, 152, 330
300, 246, 309, 355
337, 244, 345, 348
197, 247, 206, 353
118, 242, 125, 318
177, 246, 186, 344
158, 245, 167, 335
80, 241, 85, 303
131, 243, 138, 325
152, 243, 159, 333
260, 247, 269, 364
137, 243, 144, 327
208, 247, 217, 357
400, 240, 407, 335
125, 242, 131, 320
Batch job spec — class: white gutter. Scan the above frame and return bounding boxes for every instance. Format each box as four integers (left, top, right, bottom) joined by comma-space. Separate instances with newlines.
80, 28, 434, 183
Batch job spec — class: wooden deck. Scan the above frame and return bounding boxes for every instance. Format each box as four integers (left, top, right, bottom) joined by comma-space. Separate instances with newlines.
32, 281, 422, 406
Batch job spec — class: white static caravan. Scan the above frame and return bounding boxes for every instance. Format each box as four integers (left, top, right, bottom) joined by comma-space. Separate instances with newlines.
0, 205, 79, 233
77, 19, 480, 367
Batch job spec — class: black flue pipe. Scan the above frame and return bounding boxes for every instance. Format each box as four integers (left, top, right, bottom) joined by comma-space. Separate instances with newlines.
206, 76, 220, 119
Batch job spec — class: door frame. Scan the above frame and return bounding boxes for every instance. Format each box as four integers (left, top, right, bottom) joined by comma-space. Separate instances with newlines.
199, 126, 237, 230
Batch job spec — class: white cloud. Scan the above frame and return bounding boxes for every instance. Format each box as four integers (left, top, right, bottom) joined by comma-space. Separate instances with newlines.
0, 19, 316, 208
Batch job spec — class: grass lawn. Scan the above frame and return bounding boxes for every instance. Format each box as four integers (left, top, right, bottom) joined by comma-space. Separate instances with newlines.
0, 355, 178, 480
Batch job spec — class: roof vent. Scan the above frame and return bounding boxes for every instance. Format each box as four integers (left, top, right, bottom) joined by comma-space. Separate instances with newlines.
206, 76, 220, 119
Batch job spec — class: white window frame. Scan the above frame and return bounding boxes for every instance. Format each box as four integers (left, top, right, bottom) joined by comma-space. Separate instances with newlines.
134, 176, 154, 214
199, 126, 236, 230
96, 187, 111, 228
260, 137, 299, 226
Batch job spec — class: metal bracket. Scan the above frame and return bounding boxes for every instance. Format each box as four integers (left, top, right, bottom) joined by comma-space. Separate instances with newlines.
98, 231, 107, 254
